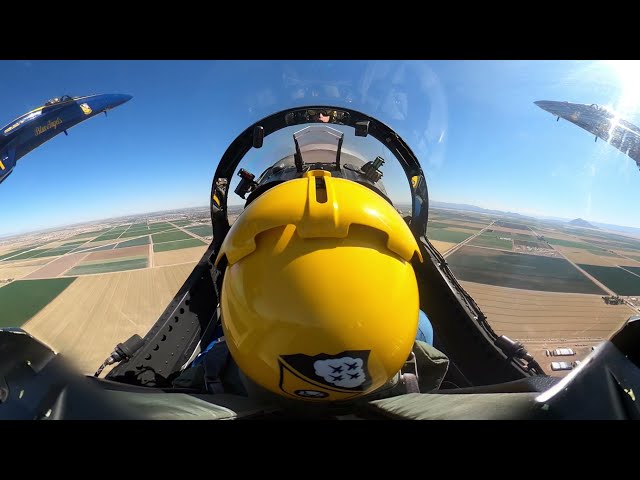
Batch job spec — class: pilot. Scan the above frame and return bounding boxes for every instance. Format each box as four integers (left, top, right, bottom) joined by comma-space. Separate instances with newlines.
181, 169, 442, 406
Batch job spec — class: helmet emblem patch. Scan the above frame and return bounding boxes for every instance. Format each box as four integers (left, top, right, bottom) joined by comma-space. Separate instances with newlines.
314, 357, 366, 388
279, 350, 371, 398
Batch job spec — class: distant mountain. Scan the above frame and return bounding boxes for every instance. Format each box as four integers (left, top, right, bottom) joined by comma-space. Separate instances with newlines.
591, 221, 640, 237
430, 200, 640, 237
429, 200, 531, 219
568, 218, 598, 229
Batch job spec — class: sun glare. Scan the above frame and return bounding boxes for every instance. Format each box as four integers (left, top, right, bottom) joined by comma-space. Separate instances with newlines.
603, 60, 640, 116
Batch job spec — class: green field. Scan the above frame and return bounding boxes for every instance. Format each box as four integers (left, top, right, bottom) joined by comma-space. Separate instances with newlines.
153, 238, 206, 252
0, 277, 76, 327
93, 233, 125, 241
0, 247, 36, 261
66, 257, 148, 276
61, 240, 87, 247
494, 221, 530, 231
426, 221, 465, 230
118, 230, 151, 239
152, 230, 193, 243
32, 247, 77, 258
186, 225, 213, 237
578, 264, 640, 296
622, 266, 640, 277
546, 237, 617, 255
78, 243, 116, 252
469, 233, 513, 250
8, 249, 49, 261
426, 228, 472, 244
67, 228, 113, 239
448, 246, 604, 294
171, 220, 193, 226
116, 236, 150, 248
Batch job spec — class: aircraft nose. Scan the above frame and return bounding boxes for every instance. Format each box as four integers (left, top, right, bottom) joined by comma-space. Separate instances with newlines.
534, 100, 562, 116
108, 94, 133, 107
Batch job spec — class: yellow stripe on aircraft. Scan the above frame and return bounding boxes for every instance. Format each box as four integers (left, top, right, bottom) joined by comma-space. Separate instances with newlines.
0, 159, 5, 170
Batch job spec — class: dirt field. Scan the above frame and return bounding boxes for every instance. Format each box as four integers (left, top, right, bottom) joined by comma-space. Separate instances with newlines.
446, 226, 480, 234
85, 245, 149, 262
154, 245, 208, 267
553, 246, 626, 267
0, 263, 44, 281
23, 252, 89, 279
429, 240, 457, 255
23, 263, 195, 374
0, 257, 54, 268
460, 280, 633, 341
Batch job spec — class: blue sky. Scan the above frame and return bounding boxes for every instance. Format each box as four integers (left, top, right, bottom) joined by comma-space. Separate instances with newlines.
1, 60, 638, 236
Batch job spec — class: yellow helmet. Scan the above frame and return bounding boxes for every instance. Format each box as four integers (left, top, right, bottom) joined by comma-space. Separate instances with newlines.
215, 170, 422, 402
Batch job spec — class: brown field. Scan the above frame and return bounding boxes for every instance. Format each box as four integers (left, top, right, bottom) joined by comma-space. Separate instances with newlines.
23, 263, 195, 374
446, 226, 480, 234
23, 252, 90, 279
85, 245, 148, 262
153, 245, 208, 267
75, 239, 121, 249
0, 263, 44, 281
1, 257, 55, 268
486, 227, 535, 236
613, 249, 640, 261
460, 280, 634, 341
430, 240, 457, 255
443, 220, 490, 229
554, 246, 639, 267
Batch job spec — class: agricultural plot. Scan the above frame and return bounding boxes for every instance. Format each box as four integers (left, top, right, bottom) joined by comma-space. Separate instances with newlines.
23, 263, 194, 373
447, 246, 604, 294
116, 236, 150, 248
154, 245, 208, 267
0, 263, 44, 282
621, 265, 640, 277
23, 252, 89, 279
460, 280, 633, 341
545, 237, 615, 255
426, 228, 472, 244
554, 246, 628, 267
429, 240, 457, 255
153, 238, 206, 253
152, 230, 193, 244
84, 245, 148, 262
0, 247, 38, 261
494, 221, 530, 231
469, 233, 513, 250
0, 277, 76, 327
514, 239, 549, 249
66, 228, 113, 239
577, 264, 640, 296
185, 225, 213, 237
170, 220, 193, 226
65, 257, 148, 276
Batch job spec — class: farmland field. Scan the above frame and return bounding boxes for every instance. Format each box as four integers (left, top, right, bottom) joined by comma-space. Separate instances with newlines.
469, 233, 513, 250
170, 220, 193, 226
622, 265, 640, 277
22, 263, 194, 373
426, 228, 472, 244
154, 245, 208, 267
577, 264, 640, 296
151, 230, 193, 243
65, 257, 148, 276
460, 280, 633, 340
447, 246, 604, 294
116, 236, 150, 248
153, 238, 207, 252
0, 277, 76, 327
185, 225, 213, 237
494, 221, 530, 230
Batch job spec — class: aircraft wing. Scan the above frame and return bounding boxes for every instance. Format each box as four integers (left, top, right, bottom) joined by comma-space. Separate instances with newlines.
0, 93, 132, 184
535, 100, 640, 170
